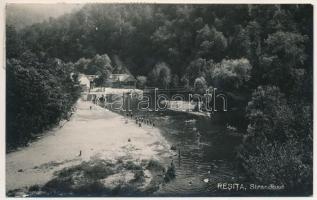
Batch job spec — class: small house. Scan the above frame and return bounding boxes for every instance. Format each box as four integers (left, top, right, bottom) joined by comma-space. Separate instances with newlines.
78, 74, 90, 91
108, 74, 136, 89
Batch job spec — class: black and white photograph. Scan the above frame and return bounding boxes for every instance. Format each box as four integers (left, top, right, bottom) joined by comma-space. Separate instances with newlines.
2, 1, 315, 198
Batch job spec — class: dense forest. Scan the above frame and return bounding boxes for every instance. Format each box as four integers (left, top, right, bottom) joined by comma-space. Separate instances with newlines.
6, 4, 83, 30
6, 4, 313, 194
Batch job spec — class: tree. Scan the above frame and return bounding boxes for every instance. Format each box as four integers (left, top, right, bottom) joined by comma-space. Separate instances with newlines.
88, 54, 113, 75
245, 86, 293, 142
259, 31, 307, 95
74, 58, 91, 73
211, 58, 252, 90
136, 76, 147, 89
6, 25, 23, 59
171, 74, 179, 88
6, 51, 80, 149
195, 24, 228, 61
180, 75, 190, 90
185, 58, 208, 85
228, 25, 251, 59
148, 62, 171, 89
239, 85, 312, 193
194, 77, 207, 94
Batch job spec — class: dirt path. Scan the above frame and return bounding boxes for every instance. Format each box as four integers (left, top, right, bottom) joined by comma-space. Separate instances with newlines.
6, 100, 171, 192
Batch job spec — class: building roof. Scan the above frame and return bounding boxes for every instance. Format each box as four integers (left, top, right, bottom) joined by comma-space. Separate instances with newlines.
86, 75, 99, 81
109, 74, 136, 82
78, 74, 90, 86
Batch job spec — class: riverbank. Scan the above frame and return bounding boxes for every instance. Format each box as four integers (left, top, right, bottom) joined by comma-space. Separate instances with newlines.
6, 100, 172, 197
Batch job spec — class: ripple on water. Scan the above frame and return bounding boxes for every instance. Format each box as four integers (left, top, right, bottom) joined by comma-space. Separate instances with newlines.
121, 105, 243, 196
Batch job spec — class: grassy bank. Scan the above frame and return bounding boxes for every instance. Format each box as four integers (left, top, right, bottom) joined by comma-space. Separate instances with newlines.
8, 158, 175, 197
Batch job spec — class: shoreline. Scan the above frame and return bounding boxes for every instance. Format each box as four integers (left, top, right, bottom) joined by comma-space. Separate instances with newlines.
6, 100, 172, 195
6, 105, 78, 154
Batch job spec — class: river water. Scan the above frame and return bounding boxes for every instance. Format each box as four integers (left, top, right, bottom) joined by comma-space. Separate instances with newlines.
136, 110, 245, 196
100, 96, 246, 196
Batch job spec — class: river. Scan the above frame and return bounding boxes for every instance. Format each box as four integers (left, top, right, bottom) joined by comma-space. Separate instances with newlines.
101, 91, 248, 196
135, 110, 246, 196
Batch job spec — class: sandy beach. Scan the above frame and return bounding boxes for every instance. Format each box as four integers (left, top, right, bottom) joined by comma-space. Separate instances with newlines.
6, 100, 172, 194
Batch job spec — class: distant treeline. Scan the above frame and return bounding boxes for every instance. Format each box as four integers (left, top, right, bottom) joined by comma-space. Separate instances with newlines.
6, 4, 313, 194
6, 4, 83, 30
7, 5, 312, 94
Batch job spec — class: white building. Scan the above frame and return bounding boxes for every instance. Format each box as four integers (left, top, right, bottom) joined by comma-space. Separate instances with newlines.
78, 74, 90, 91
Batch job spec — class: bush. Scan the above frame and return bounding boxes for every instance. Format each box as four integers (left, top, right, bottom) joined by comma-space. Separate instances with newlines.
124, 161, 142, 170
239, 139, 312, 194
146, 159, 165, 171
29, 184, 40, 192
133, 170, 145, 182
239, 85, 313, 194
